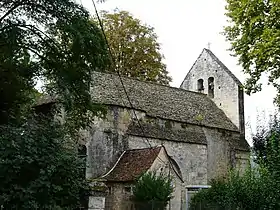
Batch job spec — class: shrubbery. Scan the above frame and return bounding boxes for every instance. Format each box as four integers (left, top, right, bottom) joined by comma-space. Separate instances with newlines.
0, 116, 89, 209
190, 167, 279, 210
133, 171, 174, 210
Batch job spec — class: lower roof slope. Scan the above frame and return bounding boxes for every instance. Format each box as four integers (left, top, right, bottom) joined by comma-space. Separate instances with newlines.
103, 147, 161, 182
127, 121, 207, 144
91, 71, 238, 132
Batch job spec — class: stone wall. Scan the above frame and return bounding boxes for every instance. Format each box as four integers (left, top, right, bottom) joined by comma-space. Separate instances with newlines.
84, 105, 249, 209
85, 105, 245, 182
203, 128, 231, 181
83, 107, 131, 178
129, 136, 208, 186
235, 151, 250, 174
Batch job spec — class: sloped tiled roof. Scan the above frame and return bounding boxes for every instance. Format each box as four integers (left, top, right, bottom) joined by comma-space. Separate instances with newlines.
103, 147, 161, 182
127, 121, 207, 144
91, 71, 238, 132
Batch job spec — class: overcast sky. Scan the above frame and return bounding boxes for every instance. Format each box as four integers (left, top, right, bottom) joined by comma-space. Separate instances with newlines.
80, 0, 278, 144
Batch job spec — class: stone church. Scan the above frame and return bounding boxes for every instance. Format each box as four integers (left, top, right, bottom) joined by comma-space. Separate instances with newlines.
81, 48, 250, 210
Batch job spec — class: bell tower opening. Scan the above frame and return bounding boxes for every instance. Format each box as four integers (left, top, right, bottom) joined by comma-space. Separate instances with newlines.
208, 77, 214, 98
197, 79, 204, 93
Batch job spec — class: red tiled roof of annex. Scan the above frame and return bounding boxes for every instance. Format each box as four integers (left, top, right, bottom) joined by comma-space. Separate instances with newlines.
104, 147, 162, 182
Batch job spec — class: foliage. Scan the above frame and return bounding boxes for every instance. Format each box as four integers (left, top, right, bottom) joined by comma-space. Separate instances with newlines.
0, 0, 110, 128
92, 10, 172, 85
190, 167, 279, 210
133, 171, 173, 209
224, 0, 280, 104
253, 115, 280, 181
0, 0, 110, 208
0, 114, 89, 209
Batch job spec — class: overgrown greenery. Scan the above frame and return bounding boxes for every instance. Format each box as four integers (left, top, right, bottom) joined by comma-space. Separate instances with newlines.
190, 168, 279, 210
133, 171, 174, 210
190, 116, 280, 210
224, 0, 280, 104
0, 0, 110, 128
92, 10, 172, 85
0, 0, 110, 208
0, 114, 90, 209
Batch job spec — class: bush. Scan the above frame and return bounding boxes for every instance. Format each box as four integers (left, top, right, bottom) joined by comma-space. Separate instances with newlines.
0, 116, 89, 209
133, 171, 174, 210
190, 167, 280, 210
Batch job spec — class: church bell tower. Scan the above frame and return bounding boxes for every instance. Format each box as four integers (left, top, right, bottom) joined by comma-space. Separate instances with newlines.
180, 48, 245, 137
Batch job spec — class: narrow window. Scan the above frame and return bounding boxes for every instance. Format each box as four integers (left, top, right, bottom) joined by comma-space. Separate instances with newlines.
78, 145, 87, 175
78, 145, 88, 209
197, 79, 204, 92
208, 77, 214, 98
108, 186, 112, 194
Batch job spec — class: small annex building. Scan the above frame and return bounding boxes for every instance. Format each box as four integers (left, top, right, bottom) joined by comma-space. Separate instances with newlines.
100, 146, 183, 210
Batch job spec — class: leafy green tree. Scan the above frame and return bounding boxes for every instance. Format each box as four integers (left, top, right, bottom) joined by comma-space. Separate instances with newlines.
133, 171, 173, 210
0, 114, 89, 209
0, 0, 109, 127
253, 115, 280, 179
224, 0, 280, 104
0, 0, 110, 208
93, 10, 172, 85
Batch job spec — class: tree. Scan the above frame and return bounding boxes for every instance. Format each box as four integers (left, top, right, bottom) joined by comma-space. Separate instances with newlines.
0, 114, 90, 209
0, 0, 110, 128
0, 0, 110, 208
224, 0, 280, 104
93, 10, 172, 85
133, 171, 173, 210
252, 114, 280, 177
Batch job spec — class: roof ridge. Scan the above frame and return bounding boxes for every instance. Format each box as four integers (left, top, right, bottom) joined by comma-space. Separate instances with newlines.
92, 71, 240, 132
101, 151, 126, 179
100, 71, 207, 96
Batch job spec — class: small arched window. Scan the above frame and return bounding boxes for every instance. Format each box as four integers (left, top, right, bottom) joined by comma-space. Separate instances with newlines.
197, 79, 204, 92
208, 77, 214, 98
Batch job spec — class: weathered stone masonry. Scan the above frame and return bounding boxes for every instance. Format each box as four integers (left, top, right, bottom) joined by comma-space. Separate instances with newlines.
181, 49, 245, 137
35, 49, 250, 210
84, 49, 250, 210
85, 66, 250, 182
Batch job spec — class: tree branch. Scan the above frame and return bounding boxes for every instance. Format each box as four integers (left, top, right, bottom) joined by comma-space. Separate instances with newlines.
0, 3, 21, 23
18, 44, 46, 62
1, 23, 62, 52
22, 25, 61, 51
